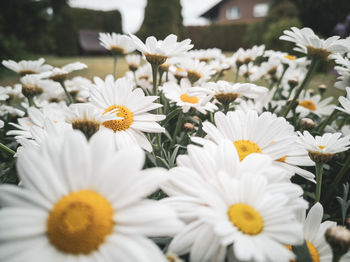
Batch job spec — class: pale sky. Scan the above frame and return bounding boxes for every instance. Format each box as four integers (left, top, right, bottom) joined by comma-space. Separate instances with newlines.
69, 0, 221, 33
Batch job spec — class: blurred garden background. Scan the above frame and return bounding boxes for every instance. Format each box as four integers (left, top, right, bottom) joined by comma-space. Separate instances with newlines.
1, 0, 350, 97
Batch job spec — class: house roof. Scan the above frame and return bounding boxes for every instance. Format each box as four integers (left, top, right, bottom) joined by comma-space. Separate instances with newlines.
200, 0, 227, 19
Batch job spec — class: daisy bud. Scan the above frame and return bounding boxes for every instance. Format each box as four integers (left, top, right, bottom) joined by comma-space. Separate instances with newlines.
192, 115, 200, 121
308, 89, 315, 95
300, 118, 315, 130
128, 63, 139, 72
318, 84, 327, 95
184, 122, 194, 132
325, 226, 350, 260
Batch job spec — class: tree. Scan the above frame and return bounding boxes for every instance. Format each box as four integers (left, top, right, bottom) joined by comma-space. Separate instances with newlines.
292, 0, 350, 37
137, 0, 184, 40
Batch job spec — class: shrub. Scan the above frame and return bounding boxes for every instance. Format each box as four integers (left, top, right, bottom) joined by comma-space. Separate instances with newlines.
185, 23, 248, 51
137, 0, 184, 40
263, 17, 302, 51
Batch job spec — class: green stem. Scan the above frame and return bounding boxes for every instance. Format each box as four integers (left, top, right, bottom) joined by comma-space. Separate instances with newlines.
223, 103, 230, 114
0, 142, 15, 156
324, 152, 350, 203
113, 55, 118, 78
27, 96, 37, 108
60, 80, 73, 105
338, 115, 348, 129
170, 111, 183, 148
273, 65, 288, 100
281, 58, 318, 118
234, 66, 240, 83
158, 70, 164, 87
151, 64, 159, 96
315, 162, 324, 203
332, 253, 342, 262
317, 109, 339, 133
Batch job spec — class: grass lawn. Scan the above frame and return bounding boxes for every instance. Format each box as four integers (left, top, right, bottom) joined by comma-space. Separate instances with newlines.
0, 55, 344, 100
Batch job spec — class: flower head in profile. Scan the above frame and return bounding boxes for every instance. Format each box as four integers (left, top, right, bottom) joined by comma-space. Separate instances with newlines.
125, 54, 141, 71
333, 54, 350, 90
0, 130, 183, 261
130, 34, 193, 65
99, 32, 135, 55
2, 58, 52, 76
161, 78, 217, 114
200, 80, 268, 105
47, 62, 87, 81
335, 86, 350, 115
179, 58, 215, 84
297, 131, 350, 162
89, 75, 165, 151
279, 27, 348, 61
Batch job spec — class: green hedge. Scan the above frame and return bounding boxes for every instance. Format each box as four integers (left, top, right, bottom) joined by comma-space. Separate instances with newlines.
184, 23, 248, 51
70, 8, 122, 33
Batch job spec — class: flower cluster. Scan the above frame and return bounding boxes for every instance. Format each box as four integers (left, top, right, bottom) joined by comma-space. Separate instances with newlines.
1, 27, 350, 262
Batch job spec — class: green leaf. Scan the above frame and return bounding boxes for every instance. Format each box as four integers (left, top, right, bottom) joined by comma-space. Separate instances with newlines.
162, 107, 182, 126
155, 156, 169, 169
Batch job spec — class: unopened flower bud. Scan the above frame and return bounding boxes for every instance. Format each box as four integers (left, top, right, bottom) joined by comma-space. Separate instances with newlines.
300, 118, 315, 130
308, 89, 315, 95
318, 84, 327, 96
325, 226, 350, 259
184, 122, 194, 132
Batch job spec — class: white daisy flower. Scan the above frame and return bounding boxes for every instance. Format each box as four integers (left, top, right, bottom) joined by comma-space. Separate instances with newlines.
188, 48, 223, 62
0, 84, 24, 100
7, 103, 67, 140
99, 32, 135, 55
130, 34, 193, 65
162, 171, 304, 262
89, 75, 165, 152
46, 62, 87, 81
179, 58, 215, 84
198, 80, 268, 105
294, 90, 334, 118
64, 76, 91, 101
0, 105, 25, 117
125, 53, 141, 71
161, 78, 217, 114
0, 130, 183, 261
0, 86, 11, 100
333, 54, 350, 90
192, 110, 315, 181
279, 27, 348, 60
287, 203, 336, 262
297, 131, 350, 160
2, 58, 52, 76
335, 86, 350, 115
232, 45, 265, 67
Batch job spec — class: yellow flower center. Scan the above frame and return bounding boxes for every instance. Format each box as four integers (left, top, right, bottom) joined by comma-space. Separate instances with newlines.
46, 190, 114, 254
286, 241, 320, 262
285, 55, 296, 61
103, 105, 133, 132
234, 140, 262, 161
299, 100, 317, 111
180, 93, 199, 104
318, 145, 325, 150
227, 203, 264, 235
277, 155, 287, 162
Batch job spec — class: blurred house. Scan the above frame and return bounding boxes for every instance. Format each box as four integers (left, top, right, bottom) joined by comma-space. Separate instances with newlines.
201, 0, 270, 24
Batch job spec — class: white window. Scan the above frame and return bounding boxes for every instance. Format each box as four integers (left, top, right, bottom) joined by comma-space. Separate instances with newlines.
253, 3, 269, 17
226, 6, 241, 20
